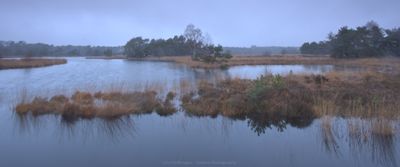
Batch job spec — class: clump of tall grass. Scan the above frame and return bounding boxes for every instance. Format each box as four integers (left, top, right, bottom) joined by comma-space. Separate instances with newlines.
181, 75, 316, 123
156, 91, 177, 116
15, 90, 177, 121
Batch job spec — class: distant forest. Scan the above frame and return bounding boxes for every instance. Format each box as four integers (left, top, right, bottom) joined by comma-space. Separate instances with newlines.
0, 40, 299, 58
0, 41, 123, 57
224, 46, 299, 56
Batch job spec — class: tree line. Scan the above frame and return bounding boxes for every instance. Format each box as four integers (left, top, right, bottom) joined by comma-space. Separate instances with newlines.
300, 21, 400, 58
124, 24, 232, 62
224, 46, 299, 56
0, 41, 123, 57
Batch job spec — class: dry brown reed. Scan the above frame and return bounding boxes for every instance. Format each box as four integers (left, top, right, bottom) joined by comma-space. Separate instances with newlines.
15, 90, 177, 120
181, 70, 400, 120
0, 58, 67, 69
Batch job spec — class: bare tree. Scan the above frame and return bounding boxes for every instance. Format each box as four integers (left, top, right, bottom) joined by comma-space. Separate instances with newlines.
202, 33, 213, 46
184, 24, 203, 59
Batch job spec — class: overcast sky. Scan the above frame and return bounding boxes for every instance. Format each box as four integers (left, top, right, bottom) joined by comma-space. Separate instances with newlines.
0, 0, 399, 47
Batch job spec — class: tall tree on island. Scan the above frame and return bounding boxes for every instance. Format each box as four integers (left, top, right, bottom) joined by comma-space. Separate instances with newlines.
184, 24, 204, 59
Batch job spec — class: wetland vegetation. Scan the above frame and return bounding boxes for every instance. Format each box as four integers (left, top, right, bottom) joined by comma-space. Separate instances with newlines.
0, 1, 399, 165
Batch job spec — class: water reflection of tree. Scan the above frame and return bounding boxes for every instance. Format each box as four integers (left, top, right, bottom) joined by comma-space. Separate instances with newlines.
303, 65, 333, 74
246, 111, 315, 136
191, 68, 231, 82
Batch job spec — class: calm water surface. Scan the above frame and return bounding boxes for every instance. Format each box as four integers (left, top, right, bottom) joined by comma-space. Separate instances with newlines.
0, 58, 398, 167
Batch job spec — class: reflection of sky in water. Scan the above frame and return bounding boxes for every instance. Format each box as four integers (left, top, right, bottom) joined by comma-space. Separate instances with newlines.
0, 58, 397, 167
227, 65, 333, 79
2, 113, 398, 167
0, 57, 334, 98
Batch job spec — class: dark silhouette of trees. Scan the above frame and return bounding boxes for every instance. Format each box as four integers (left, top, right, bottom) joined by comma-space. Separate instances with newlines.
104, 49, 113, 57
300, 41, 330, 55
384, 28, 400, 57
124, 37, 149, 57
0, 41, 123, 57
124, 24, 232, 62
300, 21, 400, 58
330, 21, 385, 58
124, 36, 191, 57
147, 35, 191, 56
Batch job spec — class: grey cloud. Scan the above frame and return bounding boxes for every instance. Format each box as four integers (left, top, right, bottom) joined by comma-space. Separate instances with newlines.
0, 0, 399, 46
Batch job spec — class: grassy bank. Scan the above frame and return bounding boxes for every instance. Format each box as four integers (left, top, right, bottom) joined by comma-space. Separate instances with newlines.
0, 58, 67, 69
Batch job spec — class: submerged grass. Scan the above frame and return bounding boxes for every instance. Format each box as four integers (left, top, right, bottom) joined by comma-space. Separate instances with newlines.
0, 58, 67, 69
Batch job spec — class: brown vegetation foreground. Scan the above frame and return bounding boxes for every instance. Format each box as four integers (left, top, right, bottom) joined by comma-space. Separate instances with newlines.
180, 71, 400, 136
0, 58, 67, 69
181, 71, 400, 119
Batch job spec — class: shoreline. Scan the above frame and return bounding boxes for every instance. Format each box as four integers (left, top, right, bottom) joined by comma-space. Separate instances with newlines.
0, 58, 67, 70
85, 55, 400, 72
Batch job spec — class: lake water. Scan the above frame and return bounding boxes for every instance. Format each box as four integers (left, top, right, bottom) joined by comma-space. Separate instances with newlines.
0, 58, 398, 167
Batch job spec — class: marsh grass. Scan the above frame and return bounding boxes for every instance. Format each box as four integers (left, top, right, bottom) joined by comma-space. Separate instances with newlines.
12, 67, 400, 137
14, 70, 400, 121
0, 58, 67, 69
15, 90, 177, 122
180, 75, 317, 133
155, 91, 177, 116
180, 71, 400, 135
